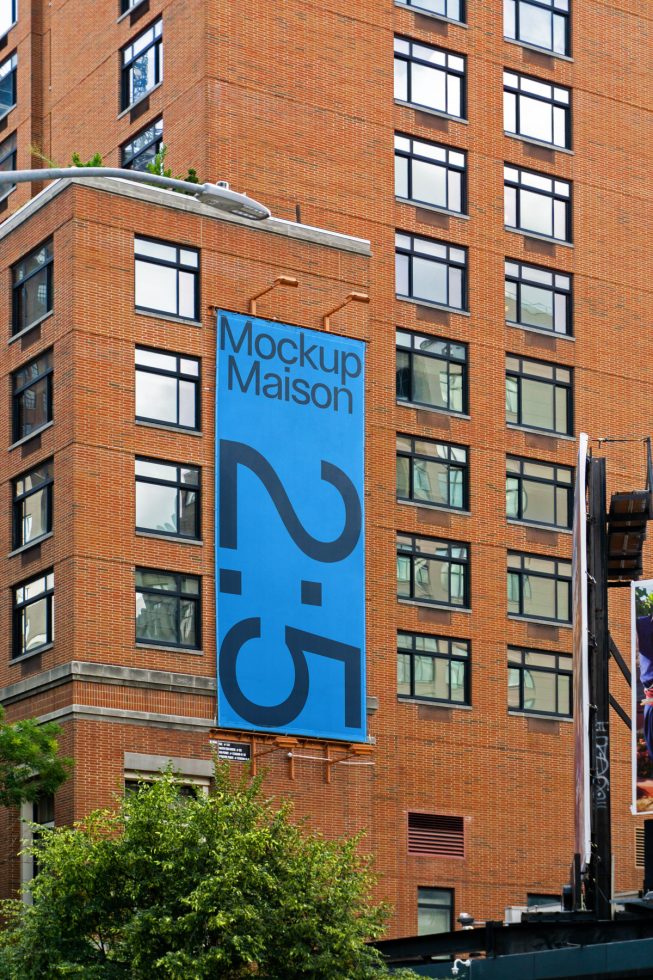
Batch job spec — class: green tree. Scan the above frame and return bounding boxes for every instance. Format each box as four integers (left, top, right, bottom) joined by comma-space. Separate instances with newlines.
146, 144, 200, 186
0, 767, 417, 979
0, 705, 71, 809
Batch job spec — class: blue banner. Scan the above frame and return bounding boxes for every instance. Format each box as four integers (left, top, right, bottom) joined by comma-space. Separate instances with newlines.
216, 311, 366, 742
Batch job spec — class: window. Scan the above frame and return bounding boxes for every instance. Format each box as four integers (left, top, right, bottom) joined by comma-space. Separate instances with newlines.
397, 533, 469, 608
12, 240, 54, 336
13, 460, 53, 550
12, 350, 53, 443
396, 331, 467, 414
395, 134, 466, 214
0, 131, 16, 200
121, 19, 162, 110
418, 888, 454, 935
506, 456, 572, 529
504, 71, 570, 149
13, 570, 54, 658
398, 0, 464, 21
505, 259, 571, 335
122, 118, 163, 170
506, 354, 572, 435
134, 237, 199, 320
396, 233, 467, 310
398, 631, 469, 705
121, 0, 147, 12
504, 0, 570, 56
0, 0, 16, 38
136, 458, 200, 539
394, 37, 465, 119
135, 569, 200, 649
21, 793, 55, 889
409, 813, 465, 857
135, 347, 200, 430
397, 435, 468, 510
0, 52, 17, 118
507, 552, 571, 622
527, 894, 561, 909
508, 647, 572, 716
504, 165, 571, 242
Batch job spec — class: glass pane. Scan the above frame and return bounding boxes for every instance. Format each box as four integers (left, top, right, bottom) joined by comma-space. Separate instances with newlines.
506, 476, 520, 518
524, 574, 555, 618
558, 673, 571, 714
418, 906, 450, 936
23, 598, 48, 652
553, 12, 566, 53
395, 155, 408, 198
506, 376, 519, 422
413, 159, 446, 207
508, 667, 521, 708
179, 599, 197, 646
135, 239, 175, 262
136, 483, 178, 534
557, 580, 570, 620
520, 95, 553, 143
136, 373, 177, 424
553, 106, 566, 147
21, 488, 48, 544
504, 186, 517, 227
530, 669, 557, 712
395, 253, 409, 297
396, 350, 411, 400
394, 57, 408, 101
447, 170, 462, 212
17, 377, 50, 438
520, 188, 553, 236
504, 91, 516, 133
396, 456, 410, 498
521, 378, 554, 429
507, 572, 520, 613
520, 3, 552, 49
413, 256, 447, 305
397, 556, 411, 596
135, 260, 177, 315
178, 271, 196, 319
446, 74, 461, 117
555, 385, 568, 433
179, 490, 197, 537
505, 280, 518, 321
415, 557, 447, 603
179, 380, 197, 428
412, 63, 446, 111
504, 0, 516, 37
413, 459, 450, 506
136, 592, 178, 644
16, 268, 50, 332
413, 355, 446, 408
522, 478, 555, 524
136, 348, 173, 370
553, 199, 567, 240
521, 282, 553, 330
397, 653, 411, 695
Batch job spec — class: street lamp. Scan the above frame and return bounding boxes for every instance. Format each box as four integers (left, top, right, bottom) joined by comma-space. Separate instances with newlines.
0, 168, 271, 220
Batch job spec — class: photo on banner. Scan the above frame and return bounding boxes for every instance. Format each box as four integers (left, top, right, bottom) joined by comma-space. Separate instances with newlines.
632, 579, 653, 813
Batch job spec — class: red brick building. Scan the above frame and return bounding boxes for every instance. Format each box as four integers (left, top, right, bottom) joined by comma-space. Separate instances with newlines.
0, 0, 651, 937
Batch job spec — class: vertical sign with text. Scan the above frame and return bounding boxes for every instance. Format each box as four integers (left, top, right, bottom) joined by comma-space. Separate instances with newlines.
216, 311, 366, 742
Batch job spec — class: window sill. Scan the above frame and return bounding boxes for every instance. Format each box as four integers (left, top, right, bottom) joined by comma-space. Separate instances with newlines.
508, 614, 572, 629
505, 226, 573, 249
507, 423, 575, 442
0, 184, 16, 204
398, 598, 471, 613
397, 400, 471, 421
507, 519, 571, 535
117, 0, 149, 23
505, 132, 573, 156
399, 696, 472, 709
8, 311, 55, 346
396, 197, 470, 220
135, 419, 202, 437
398, 498, 471, 517
504, 37, 573, 63
394, 99, 468, 125
393, 2, 468, 27
0, 102, 16, 122
506, 321, 574, 343
117, 82, 162, 120
10, 642, 54, 665
135, 308, 202, 328
508, 709, 573, 724
0, 22, 17, 43
136, 530, 203, 546
9, 421, 54, 452
8, 532, 54, 558
135, 642, 204, 655
396, 295, 470, 316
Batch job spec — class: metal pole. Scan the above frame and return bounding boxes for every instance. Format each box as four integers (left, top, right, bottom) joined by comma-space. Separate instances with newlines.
587, 456, 612, 919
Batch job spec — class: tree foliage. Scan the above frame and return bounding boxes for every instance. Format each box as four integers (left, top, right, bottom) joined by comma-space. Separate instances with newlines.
0, 705, 71, 809
0, 767, 416, 979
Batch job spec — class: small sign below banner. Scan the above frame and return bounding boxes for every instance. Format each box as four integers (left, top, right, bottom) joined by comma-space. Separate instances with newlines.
213, 740, 252, 763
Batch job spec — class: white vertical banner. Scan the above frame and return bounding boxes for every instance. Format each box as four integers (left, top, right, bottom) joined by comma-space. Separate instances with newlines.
573, 432, 591, 867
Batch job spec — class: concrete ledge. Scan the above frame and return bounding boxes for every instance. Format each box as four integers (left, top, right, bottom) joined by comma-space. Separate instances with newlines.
0, 660, 216, 705
36, 703, 214, 733
124, 751, 214, 777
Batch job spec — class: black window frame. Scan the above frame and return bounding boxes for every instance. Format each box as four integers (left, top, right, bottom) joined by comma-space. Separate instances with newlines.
120, 18, 162, 111
135, 346, 201, 431
12, 239, 54, 337
394, 133, 467, 215
504, 0, 571, 57
397, 532, 470, 609
507, 551, 572, 624
12, 459, 54, 551
505, 258, 572, 336
0, 129, 16, 200
120, 0, 149, 13
12, 349, 54, 444
122, 117, 163, 170
135, 568, 201, 650
0, 51, 17, 118
397, 434, 469, 511
134, 236, 200, 321
506, 353, 572, 436
0, 0, 17, 40
508, 646, 572, 717
396, 0, 465, 24
394, 37, 466, 120
13, 569, 54, 660
506, 455, 572, 530
504, 70, 571, 149
417, 887, 455, 936
398, 630, 470, 706
396, 330, 468, 415
504, 164, 572, 243
135, 456, 201, 540
395, 232, 468, 311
